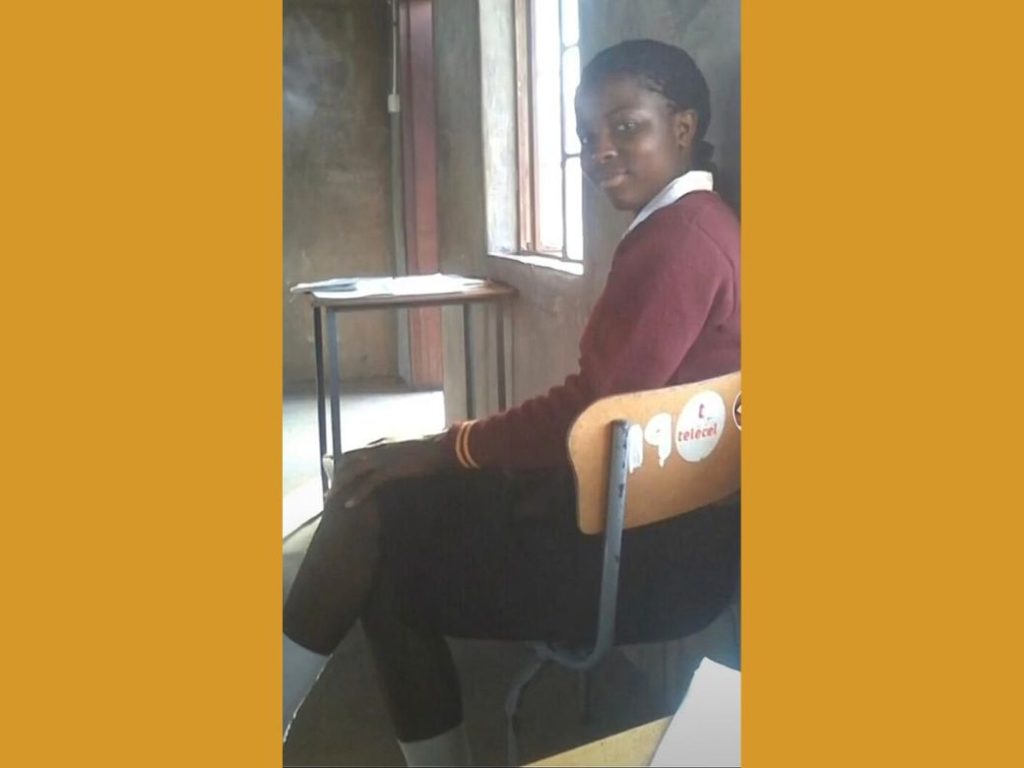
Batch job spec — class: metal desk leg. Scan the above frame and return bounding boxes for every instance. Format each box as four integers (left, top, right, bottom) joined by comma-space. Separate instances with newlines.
313, 307, 329, 495
325, 308, 343, 466
463, 303, 476, 419
496, 300, 507, 412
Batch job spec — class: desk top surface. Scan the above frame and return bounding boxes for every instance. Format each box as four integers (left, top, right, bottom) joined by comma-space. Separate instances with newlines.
299, 274, 516, 310
527, 717, 670, 767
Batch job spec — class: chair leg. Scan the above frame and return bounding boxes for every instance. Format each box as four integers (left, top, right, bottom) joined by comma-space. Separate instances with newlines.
505, 655, 547, 766
578, 669, 592, 724
661, 642, 671, 713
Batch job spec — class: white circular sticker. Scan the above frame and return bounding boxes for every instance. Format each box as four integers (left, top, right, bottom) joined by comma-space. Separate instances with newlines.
675, 390, 726, 462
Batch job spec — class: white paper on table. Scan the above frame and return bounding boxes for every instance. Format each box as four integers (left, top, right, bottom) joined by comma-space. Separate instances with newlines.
387, 273, 485, 295
649, 657, 741, 767
289, 277, 358, 293
310, 278, 394, 300
299, 273, 486, 300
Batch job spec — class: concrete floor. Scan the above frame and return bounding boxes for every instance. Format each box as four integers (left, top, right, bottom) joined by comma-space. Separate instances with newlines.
282, 379, 709, 766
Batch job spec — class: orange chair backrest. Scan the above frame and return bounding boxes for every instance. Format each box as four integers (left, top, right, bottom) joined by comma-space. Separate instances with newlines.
568, 371, 741, 534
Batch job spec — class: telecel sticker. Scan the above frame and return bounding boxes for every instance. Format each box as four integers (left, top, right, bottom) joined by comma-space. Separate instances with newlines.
675, 390, 726, 462
733, 391, 741, 431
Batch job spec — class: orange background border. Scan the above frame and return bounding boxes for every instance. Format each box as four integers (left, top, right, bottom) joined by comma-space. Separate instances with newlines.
743, 2, 1022, 765
4, 3, 281, 764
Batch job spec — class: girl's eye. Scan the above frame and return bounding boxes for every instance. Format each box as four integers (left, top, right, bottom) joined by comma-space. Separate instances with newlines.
615, 120, 638, 133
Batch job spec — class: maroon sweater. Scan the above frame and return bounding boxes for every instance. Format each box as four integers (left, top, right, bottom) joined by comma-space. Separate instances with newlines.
442, 190, 740, 470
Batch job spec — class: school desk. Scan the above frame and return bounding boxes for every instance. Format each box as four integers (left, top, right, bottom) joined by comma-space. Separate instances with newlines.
526, 656, 740, 766
526, 717, 671, 767
298, 275, 516, 493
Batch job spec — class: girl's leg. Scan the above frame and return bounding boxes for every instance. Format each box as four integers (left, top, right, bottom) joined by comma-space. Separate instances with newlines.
361, 574, 470, 764
283, 481, 472, 763
282, 492, 382, 736
282, 468, 559, 759
351, 467, 574, 750
284, 491, 382, 652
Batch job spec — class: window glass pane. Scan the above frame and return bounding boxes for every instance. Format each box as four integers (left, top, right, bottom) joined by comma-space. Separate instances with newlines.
565, 156, 583, 261
533, 0, 563, 251
562, 45, 580, 155
561, 0, 579, 47
536, 154, 564, 251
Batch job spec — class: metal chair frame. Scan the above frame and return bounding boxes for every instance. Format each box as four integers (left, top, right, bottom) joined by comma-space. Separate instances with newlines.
504, 420, 632, 766
502, 371, 741, 765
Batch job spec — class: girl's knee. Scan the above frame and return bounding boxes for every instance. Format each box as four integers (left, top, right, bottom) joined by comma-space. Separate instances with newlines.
283, 605, 339, 656
321, 488, 382, 530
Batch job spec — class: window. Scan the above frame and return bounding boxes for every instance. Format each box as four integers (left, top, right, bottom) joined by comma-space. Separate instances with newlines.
515, 0, 583, 262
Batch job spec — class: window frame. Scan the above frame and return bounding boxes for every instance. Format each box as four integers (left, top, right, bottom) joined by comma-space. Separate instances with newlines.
513, 0, 583, 263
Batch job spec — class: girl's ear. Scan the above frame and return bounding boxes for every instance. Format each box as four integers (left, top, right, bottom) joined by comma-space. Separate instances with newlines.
673, 108, 699, 149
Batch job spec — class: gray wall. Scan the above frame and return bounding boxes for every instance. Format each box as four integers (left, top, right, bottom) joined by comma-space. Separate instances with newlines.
283, 0, 397, 386
434, 0, 740, 422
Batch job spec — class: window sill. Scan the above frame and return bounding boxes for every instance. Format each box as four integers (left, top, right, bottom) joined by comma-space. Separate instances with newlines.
488, 252, 584, 276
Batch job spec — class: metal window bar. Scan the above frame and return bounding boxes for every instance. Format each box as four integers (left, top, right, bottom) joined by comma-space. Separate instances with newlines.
560, 1, 582, 262
558, 0, 567, 259
529, 0, 555, 254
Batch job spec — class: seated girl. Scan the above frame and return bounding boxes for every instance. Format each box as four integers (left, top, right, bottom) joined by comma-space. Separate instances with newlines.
284, 38, 741, 766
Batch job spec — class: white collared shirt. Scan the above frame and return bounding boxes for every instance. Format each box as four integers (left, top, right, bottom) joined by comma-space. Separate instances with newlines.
625, 170, 714, 235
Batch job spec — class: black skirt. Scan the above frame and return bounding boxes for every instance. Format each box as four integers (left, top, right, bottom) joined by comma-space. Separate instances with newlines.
374, 467, 739, 647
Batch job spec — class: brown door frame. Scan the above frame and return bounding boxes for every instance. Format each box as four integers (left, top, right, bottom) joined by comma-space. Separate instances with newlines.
398, 0, 443, 388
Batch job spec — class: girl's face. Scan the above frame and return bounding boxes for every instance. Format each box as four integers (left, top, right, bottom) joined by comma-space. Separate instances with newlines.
575, 74, 697, 213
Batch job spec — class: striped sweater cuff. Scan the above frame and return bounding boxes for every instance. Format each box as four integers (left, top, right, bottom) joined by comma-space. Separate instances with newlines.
451, 420, 481, 469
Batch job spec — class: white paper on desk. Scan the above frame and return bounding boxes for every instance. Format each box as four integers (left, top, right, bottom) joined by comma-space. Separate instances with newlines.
650, 657, 741, 767
311, 277, 394, 300
392, 273, 485, 294
289, 277, 358, 293
308, 274, 486, 301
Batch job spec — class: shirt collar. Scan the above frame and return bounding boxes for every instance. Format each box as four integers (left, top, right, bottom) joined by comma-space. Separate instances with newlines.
625, 170, 714, 235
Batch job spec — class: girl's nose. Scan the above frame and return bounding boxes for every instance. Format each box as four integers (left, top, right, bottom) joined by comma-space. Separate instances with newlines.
590, 130, 617, 163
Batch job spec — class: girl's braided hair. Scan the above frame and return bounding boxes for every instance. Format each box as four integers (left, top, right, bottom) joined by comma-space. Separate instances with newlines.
579, 39, 715, 171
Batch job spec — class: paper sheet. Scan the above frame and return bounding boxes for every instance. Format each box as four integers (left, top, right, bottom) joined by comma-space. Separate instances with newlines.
293, 273, 486, 300
649, 657, 741, 767
289, 277, 358, 293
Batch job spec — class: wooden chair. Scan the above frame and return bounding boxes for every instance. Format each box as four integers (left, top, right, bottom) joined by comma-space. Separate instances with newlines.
504, 371, 742, 765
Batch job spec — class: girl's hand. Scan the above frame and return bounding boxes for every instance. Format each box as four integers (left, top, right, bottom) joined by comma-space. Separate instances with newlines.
329, 435, 455, 509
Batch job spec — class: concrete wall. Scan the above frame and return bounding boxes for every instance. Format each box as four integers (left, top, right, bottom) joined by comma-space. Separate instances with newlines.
283, 0, 397, 386
434, 0, 740, 423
